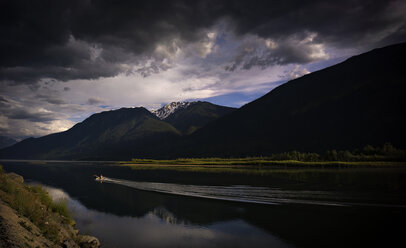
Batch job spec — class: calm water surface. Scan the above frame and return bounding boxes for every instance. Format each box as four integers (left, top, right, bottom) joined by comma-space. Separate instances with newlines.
1, 161, 406, 248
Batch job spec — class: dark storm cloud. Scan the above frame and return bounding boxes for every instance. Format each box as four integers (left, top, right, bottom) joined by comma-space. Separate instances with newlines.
1, 0, 405, 83
225, 32, 329, 71
87, 97, 104, 105
0, 96, 8, 103
6, 109, 56, 123
36, 94, 66, 105
229, 1, 406, 49
1, 60, 123, 83
0, 95, 59, 123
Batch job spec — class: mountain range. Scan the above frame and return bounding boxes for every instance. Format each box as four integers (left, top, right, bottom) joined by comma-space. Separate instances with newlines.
0, 101, 235, 160
0, 136, 17, 149
0, 42, 405, 160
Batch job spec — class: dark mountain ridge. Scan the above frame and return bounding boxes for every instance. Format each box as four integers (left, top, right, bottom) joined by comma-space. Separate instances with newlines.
176, 42, 406, 157
0, 102, 234, 160
0, 107, 180, 160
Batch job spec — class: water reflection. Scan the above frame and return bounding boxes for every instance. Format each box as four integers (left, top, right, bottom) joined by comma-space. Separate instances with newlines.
45, 185, 292, 248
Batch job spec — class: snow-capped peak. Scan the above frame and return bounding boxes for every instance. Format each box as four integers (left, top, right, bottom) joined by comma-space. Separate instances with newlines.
151, 101, 195, 120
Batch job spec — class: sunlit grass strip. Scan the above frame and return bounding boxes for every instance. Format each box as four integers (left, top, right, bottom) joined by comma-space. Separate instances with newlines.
118, 160, 406, 175
120, 158, 406, 166
124, 164, 278, 175
120, 144, 406, 167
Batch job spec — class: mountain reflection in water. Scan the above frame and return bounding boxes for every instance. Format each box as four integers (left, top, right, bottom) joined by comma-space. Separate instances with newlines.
45, 185, 291, 248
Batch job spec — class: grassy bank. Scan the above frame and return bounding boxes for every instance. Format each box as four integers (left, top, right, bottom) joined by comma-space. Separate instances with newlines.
0, 165, 72, 243
0, 165, 100, 247
120, 144, 406, 174
119, 159, 406, 175
122, 158, 406, 166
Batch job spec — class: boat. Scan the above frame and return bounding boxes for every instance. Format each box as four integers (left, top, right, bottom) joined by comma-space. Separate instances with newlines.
93, 174, 105, 181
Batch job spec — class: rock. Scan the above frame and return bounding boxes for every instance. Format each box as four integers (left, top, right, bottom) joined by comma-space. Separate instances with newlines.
63, 239, 78, 248
6, 173, 24, 183
77, 235, 100, 248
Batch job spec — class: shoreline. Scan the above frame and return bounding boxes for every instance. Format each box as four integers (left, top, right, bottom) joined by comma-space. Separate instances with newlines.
118, 160, 406, 175
0, 168, 100, 248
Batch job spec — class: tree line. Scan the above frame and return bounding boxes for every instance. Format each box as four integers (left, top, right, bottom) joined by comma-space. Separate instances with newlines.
267, 143, 406, 162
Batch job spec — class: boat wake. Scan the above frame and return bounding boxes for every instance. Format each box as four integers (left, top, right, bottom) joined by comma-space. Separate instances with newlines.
100, 177, 353, 206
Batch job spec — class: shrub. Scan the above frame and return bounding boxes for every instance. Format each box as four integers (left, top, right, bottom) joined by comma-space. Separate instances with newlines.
50, 199, 71, 221
0, 169, 73, 242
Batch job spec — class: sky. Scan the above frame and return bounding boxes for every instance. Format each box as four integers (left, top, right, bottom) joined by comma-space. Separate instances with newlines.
1, 0, 405, 140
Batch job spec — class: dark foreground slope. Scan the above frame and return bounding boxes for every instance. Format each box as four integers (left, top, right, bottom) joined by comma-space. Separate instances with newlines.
178, 42, 406, 157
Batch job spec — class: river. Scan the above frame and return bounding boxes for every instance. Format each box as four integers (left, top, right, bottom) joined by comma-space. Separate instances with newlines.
1, 160, 405, 248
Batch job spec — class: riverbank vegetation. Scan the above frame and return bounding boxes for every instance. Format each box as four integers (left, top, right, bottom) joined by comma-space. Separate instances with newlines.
0, 165, 72, 242
120, 144, 406, 173
0, 165, 100, 247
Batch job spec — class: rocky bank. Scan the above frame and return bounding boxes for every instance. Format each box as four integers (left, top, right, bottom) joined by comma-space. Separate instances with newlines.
0, 169, 100, 248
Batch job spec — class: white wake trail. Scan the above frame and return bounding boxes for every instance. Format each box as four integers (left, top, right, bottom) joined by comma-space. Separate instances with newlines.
100, 177, 350, 206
